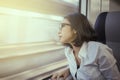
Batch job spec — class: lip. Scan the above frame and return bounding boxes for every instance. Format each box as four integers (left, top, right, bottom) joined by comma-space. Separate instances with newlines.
58, 34, 62, 38
59, 36, 62, 40
59, 36, 61, 39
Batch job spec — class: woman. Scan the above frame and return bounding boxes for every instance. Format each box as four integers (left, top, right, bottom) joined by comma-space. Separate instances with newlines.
51, 13, 120, 80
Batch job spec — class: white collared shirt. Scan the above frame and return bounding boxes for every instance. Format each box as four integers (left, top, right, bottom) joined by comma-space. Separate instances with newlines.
65, 41, 120, 80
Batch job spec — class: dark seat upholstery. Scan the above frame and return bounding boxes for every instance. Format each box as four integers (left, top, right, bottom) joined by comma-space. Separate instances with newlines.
94, 11, 120, 72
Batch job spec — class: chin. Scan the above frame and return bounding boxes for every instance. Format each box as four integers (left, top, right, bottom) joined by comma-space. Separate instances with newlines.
60, 39, 68, 44
59, 39, 64, 43
59, 40, 64, 43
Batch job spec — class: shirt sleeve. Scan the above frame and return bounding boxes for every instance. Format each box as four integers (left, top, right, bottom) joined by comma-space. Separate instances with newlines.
98, 45, 120, 80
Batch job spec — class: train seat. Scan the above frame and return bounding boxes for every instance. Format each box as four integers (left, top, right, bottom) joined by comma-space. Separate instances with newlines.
94, 11, 120, 72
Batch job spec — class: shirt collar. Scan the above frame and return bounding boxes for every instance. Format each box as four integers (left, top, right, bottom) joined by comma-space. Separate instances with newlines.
78, 42, 87, 58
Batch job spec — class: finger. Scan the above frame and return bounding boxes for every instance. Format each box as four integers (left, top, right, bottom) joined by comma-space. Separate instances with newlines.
51, 74, 57, 80
63, 73, 67, 79
57, 74, 60, 80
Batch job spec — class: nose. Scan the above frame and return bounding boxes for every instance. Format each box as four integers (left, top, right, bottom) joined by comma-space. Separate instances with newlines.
58, 31, 62, 37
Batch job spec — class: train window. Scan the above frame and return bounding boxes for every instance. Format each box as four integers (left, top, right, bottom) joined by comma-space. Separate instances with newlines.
61, 0, 79, 6
0, 1, 78, 78
0, 0, 78, 45
81, 0, 88, 16
0, 7, 62, 43
0, 0, 78, 58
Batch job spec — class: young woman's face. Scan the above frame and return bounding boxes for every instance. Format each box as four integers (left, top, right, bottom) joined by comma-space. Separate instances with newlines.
58, 19, 76, 44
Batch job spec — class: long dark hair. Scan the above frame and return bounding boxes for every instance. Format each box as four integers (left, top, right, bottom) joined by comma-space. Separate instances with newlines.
64, 13, 97, 47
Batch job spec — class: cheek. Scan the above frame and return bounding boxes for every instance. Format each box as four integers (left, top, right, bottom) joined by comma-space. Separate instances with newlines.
60, 31, 75, 43
62, 29, 70, 37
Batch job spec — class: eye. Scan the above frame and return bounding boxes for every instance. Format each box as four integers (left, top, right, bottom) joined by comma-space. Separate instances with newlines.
60, 23, 71, 29
61, 23, 65, 28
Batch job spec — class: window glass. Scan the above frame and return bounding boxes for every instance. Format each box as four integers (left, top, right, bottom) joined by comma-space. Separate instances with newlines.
0, 0, 78, 45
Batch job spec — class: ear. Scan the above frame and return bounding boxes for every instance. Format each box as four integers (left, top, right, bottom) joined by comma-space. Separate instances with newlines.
73, 29, 77, 34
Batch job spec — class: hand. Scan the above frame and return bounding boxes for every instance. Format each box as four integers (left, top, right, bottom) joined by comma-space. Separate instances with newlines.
51, 68, 70, 80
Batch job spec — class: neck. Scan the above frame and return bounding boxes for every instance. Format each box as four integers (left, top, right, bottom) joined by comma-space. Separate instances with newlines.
71, 43, 81, 55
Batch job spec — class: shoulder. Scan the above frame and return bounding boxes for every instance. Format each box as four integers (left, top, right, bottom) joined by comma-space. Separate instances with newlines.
87, 41, 113, 59
87, 41, 112, 52
87, 41, 102, 54
88, 41, 105, 47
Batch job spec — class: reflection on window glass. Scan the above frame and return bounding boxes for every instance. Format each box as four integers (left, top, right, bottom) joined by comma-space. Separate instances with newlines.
61, 0, 79, 6
0, 7, 63, 44
0, 0, 78, 45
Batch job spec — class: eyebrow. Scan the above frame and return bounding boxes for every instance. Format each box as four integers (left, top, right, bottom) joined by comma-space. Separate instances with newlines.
60, 23, 71, 30
61, 23, 71, 25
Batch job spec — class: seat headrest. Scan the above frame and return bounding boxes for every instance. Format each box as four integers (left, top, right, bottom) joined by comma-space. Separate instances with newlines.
94, 12, 108, 44
106, 11, 120, 42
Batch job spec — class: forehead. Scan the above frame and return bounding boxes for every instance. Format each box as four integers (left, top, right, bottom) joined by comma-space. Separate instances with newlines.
62, 18, 70, 24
